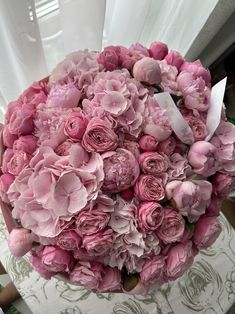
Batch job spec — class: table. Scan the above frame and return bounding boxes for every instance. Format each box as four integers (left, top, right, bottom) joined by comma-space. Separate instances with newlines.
0, 213, 235, 314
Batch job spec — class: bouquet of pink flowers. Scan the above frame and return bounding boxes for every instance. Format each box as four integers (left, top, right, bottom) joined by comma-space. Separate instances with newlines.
0, 41, 234, 294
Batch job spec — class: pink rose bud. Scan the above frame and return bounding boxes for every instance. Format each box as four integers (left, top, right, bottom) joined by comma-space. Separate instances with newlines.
156, 207, 185, 243
7, 151, 31, 176
138, 135, 158, 152
56, 230, 82, 251
212, 172, 235, 198
55, 140, 73, 156
184, 116, 207, 141
135, 174, 165, 202
157, 136, 176, 156
120, 188, 134, 201
82, 228, 114, 256
180, 60, 211, 85
76, 210, 110, 236
29, 253, 54, 279
8, 228, 34, 257
13, 135, 37, 154
166, 241, 194, 280
149, 41, 168, 60
103, 149, 140, 193
193, 216, 221, 249
42, 246, 74, 272
138, 202, 164, 232
140, 255, 166, 283
188, 141, 218, 177
133, 57, 161, 85
47, 83, 81, 108
97, 46, 120, 71
82, 118, 118, 152
165, 50, 184, 70
98, 267, 122, 292
2, 125, 18, 148
64, 112, 88, 141
139, 152, 169, 175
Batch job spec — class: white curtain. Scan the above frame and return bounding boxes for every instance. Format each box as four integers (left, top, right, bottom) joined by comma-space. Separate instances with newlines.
0, 0, 234, 110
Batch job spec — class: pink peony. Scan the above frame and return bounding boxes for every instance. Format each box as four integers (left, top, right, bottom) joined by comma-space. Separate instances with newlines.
119, 46, 142, 69
166, 180, 212, 222
130, 43, 149, 57
122, 140, 140, 160
13, 135, 37, 154
135, 174, 165, 202
41, 246, 74, 272
139, 152, 169, 175
8, 103, 35, 136
188, 141, 218, 176
2, 125, 18, 148
19, 81, 47, 107
157, 136, 176, 156
133, 57, 161, 85
97, 46, 120, 70
140, 255, 166, 283
212, 172, 235, 198
138, 135, 158, 152
103, 149, 140, 193
98, 266, 122, 292
165, 50, 184, 70
167, 153, 192, 181
47, 83, 81, 108
8, 228, 34, 257
149, 41, 168, 60
0, 173, 15, 203
82, 118, 118, 152
138, 202, 164, 232
156, 207, 185, 243
158, 60, 178, 93
56, 230, 82, 251
64, 111, 88, 141
180, 60, 211, 85
193, 216, 221, 249
1, 149, 14, 173
76, 210, 110, 236
166, 241, 194, 280
29, 253, 54, 279
184, 116, 207, 141
82, 228, 114, 256
215, 121, 235, 145
7, 151, 31, 176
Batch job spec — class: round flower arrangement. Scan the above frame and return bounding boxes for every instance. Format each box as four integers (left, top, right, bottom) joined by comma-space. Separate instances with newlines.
0, 41, 234, 294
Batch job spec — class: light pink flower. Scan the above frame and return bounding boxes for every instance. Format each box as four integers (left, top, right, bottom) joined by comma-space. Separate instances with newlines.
193, 216, 221, 249
64, 111, 88, 141
47, 83, 81, 108
135, 174, 165, 202
41, 246, 74, 272
184, 116, 207, 141
212, 172, 235, 198
55, 140, 73, 156
149, 41, 168, 60
138, 135, 158, 152
82, 228, 114, 256
7, 151, 31, 176
138, 202, 164, 232
56, 230, 82, 251
139, 152, 169, 175
156, 207, 185, 243
8, 228, 34, 257
76, 210, 110, 236
130, 43, 149, 57
119, 46, 142, 69
133, 57, 161, 85
215, 121, 235, 145
167, 153, 192, 181
140, 255, 166, 283
103, 149, 140, 193
158, 60, 178, 93
166, 180, 212, 222
98, 267, 122, 292
165, 50, 184, 70
180, 60, 211, 85
2, 125, 18, 148
157, 136, 176, 156
13, 135, 37, 154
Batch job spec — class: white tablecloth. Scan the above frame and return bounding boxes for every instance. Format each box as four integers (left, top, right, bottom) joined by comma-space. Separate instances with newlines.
0, 213, 235, 314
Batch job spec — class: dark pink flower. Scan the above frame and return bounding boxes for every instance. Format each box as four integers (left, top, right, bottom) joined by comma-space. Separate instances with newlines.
139, 152, 169, 175
56, 230, 82, 251
149, 41, 168, 60
64, 111, 88, 141
82, 228, 114, 256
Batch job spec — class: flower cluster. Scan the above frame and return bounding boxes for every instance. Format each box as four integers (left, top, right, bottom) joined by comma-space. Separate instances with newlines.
0, 42, 234, 294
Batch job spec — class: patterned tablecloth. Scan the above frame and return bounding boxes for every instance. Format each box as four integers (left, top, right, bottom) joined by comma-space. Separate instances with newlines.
0, 213, 235, 314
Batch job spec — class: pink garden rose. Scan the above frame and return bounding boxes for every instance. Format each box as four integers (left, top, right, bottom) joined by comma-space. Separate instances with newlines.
138, 135, 158, 152
103, 149, 140, 193
8, 228, 34, 257
166, 241, 194, 280
29, 253, 54, 279
7, 151, 31, 176
149, 41, 168, 60
138, 202, 164, 232
97, 46, 120, 70
180, 60, 211, 85
2, 125, 18, 148
139, 152, 169, 175
47, 83, 81, 109
141, 255, 166, 283
156, 207, 185, 243
82, 118, 118, 152
188, 141, 218, 176
82, 228, 114, 256
165, 50, 184, 70
76, 210, 110, 236
166, 180, 212, 222
157, 136, 176, 156
41, 246, 74, 272
56, 230, 82, 251
212, 172, 235, 198
184, 116, 207, 141
98, 266, 122, 292
13, 135, 37, 154
64, 111, 88, 141
193, 216, 221, 249
133, 57, 161, 85
135, 175, 165, 202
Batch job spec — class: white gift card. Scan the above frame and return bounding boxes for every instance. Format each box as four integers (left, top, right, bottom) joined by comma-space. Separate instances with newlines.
154, 92, 194, 145
206, 77, 227, 141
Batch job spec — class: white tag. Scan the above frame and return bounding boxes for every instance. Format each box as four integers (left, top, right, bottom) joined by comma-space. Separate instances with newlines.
206, 77, 227, 141
154, 92, 194, 145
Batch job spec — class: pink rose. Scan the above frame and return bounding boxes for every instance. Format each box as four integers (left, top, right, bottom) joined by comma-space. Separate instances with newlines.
206, 195, 221, 216
56, 230, 82, 251
165, 50, 184, 70
41, 246, 74, 272
193, 216, 221, 249
188, 141, 218, 176
149, 41, 168, 60
166, 180, 212, 223
133, 57, 161, 85
29, 253, 54, 279
8, 103, 35, 135
98, 266, 122, 292
184, 116, 207, 141
157, 136, 176, 156
1, 149, 14, 173
76, 210, 110, 236
8, 228, 34, 257
135, 175, 165, 202
139, 152, 169, 175
7, 151, 31, 176
13, 135, 37, 154
140, 255, 166, 283
212, 172, 235, 198
166, 241, 194, 280
138, 202, 164, 232
138, 135, 158, 152
82, 118, 118, 152
103, 149, 140, 192
64, 112, 88, 141
69, 261, 103, 290
97, 46, 120, 70
47, 83, 81, 108
0, 173, 15, 203
180, 60, 211, 85
82, 228, 114, 256
2, 125, 18, 148
156, 207, 185, 243
123, 140, 140, 160
55, 140, 73, 156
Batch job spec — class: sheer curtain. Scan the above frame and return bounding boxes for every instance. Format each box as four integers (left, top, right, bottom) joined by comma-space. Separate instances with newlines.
0, 0, 234, 111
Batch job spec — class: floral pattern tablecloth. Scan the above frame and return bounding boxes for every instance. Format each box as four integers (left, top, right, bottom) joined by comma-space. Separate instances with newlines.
0, 213, 235, 314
